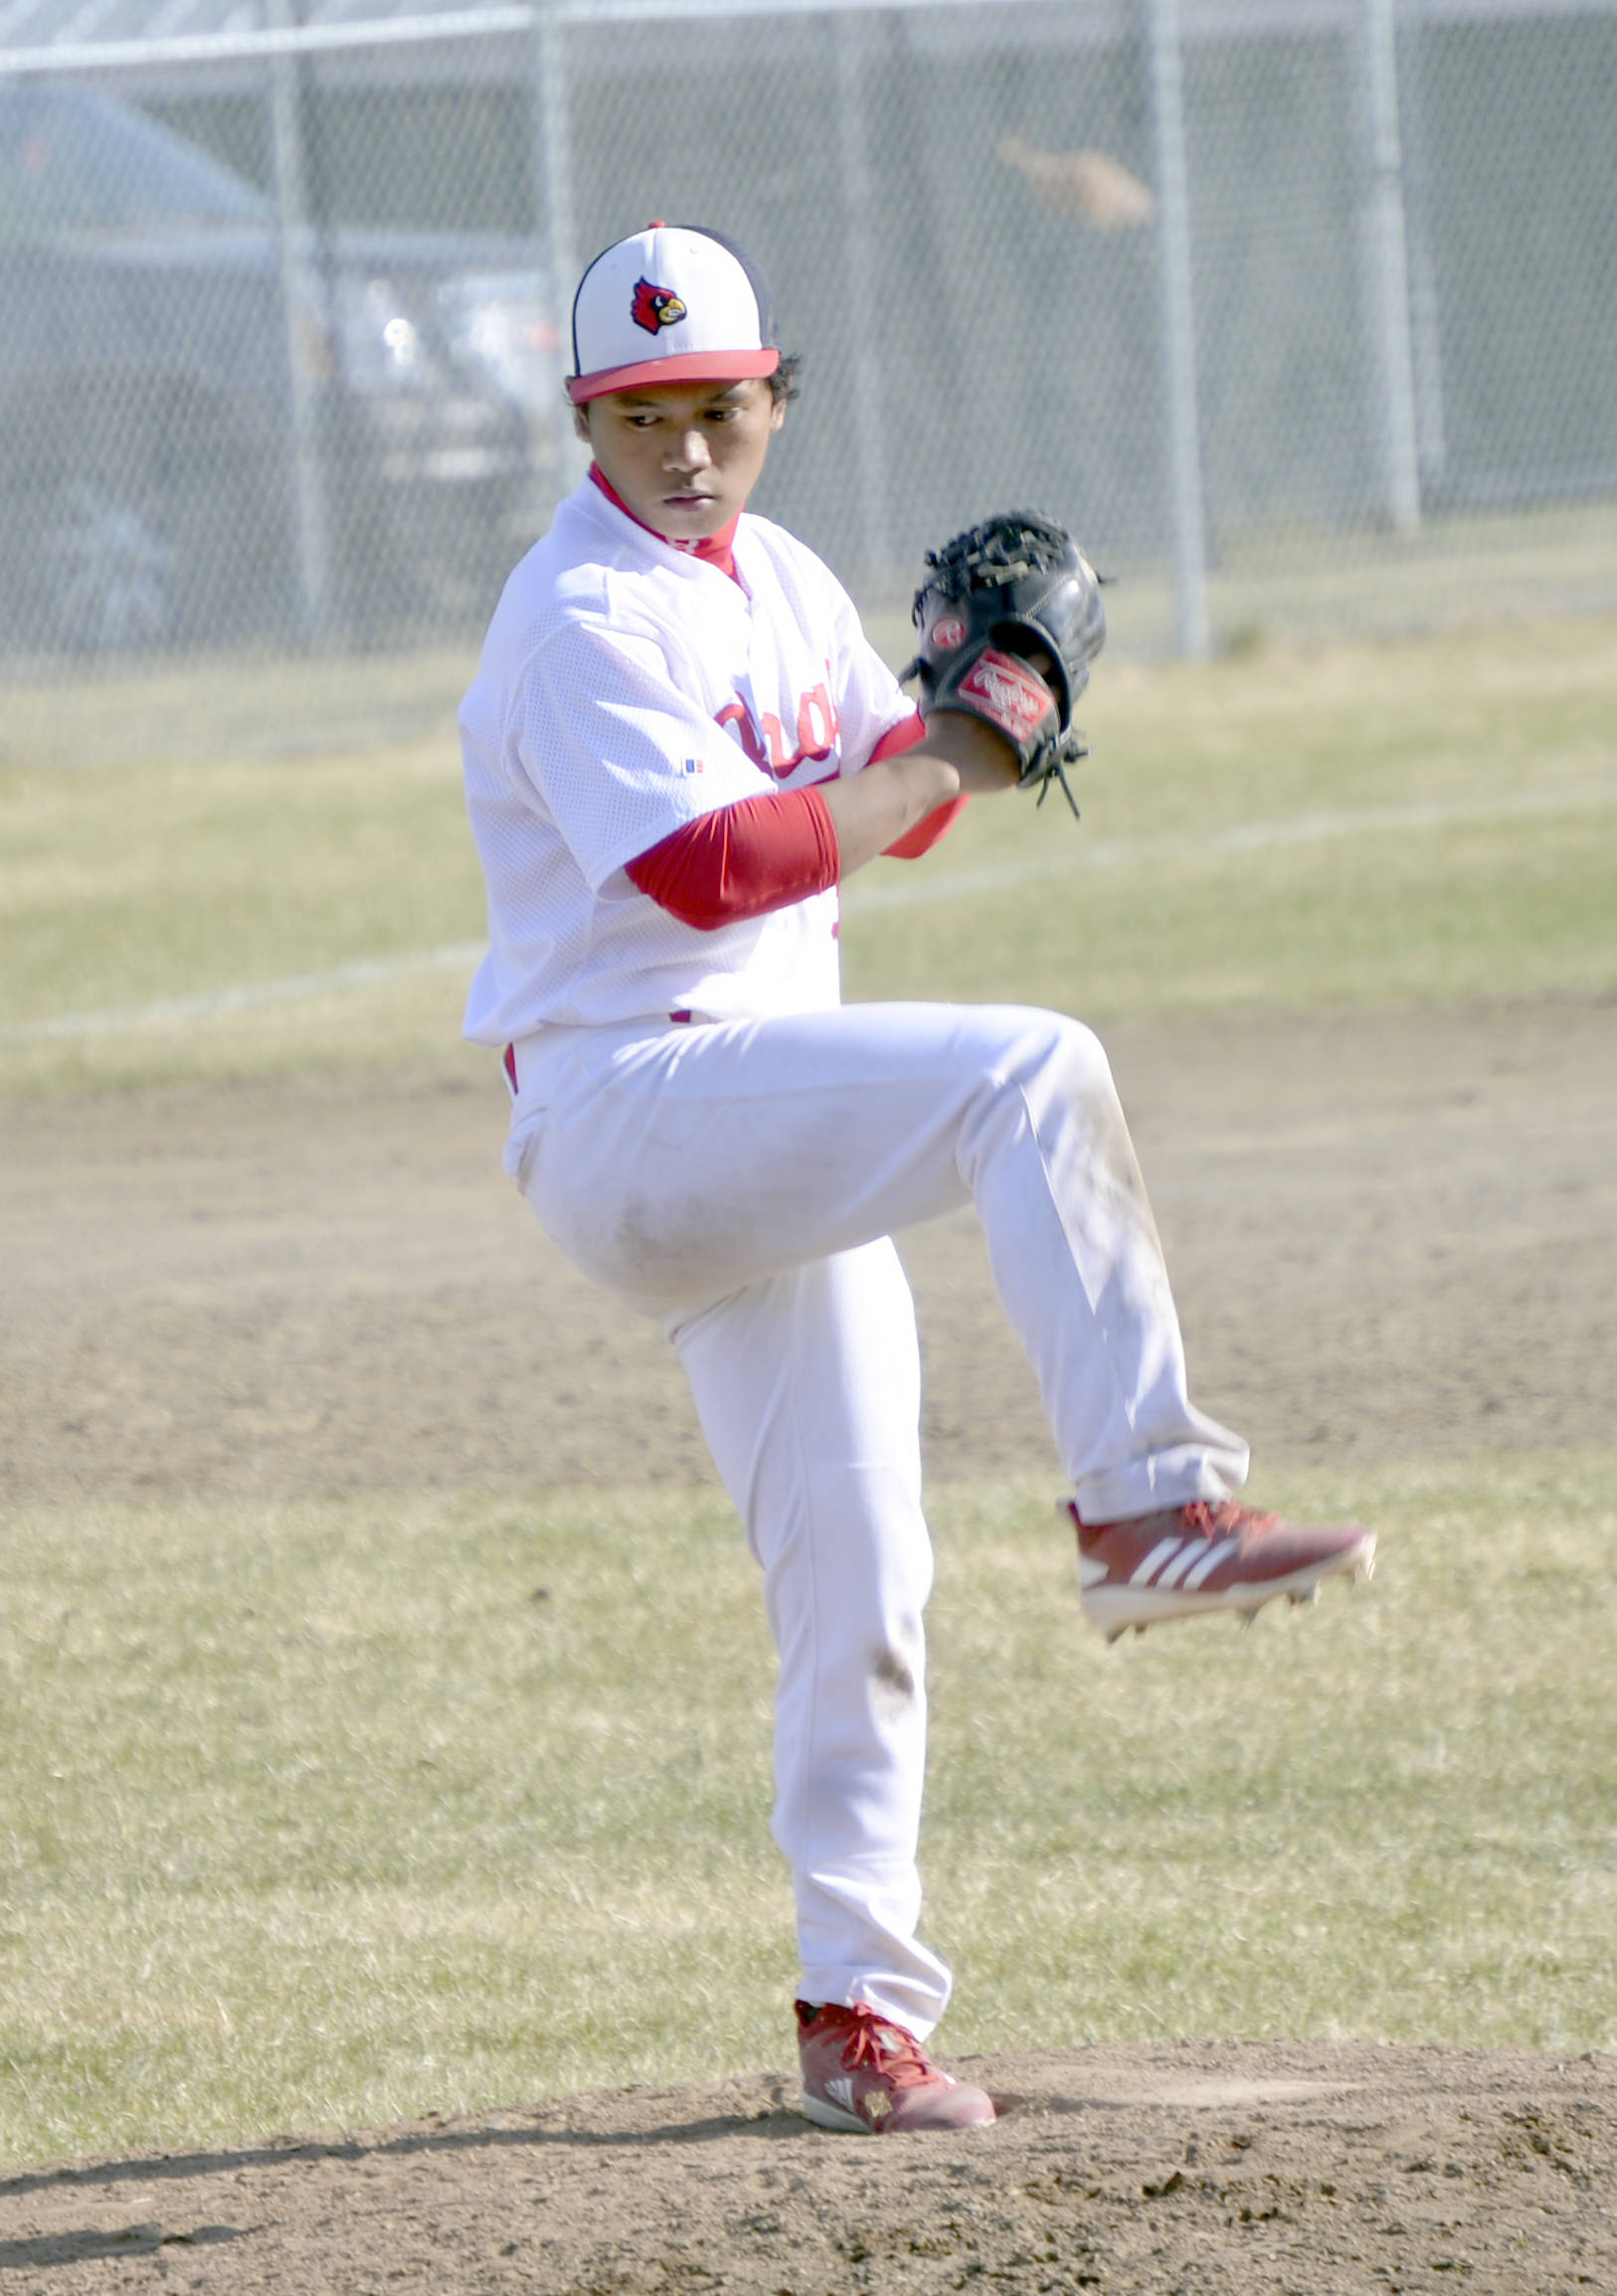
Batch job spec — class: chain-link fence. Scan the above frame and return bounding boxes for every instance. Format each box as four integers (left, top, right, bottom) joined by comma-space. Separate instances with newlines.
2, 0, 1614, 712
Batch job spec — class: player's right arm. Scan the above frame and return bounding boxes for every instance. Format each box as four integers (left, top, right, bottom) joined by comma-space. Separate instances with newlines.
814, 745, 960, 874
619, 676, 1024, 929
818, 713, 1021, 874
625, 714, 1021, 929
504, 604, 1018, 939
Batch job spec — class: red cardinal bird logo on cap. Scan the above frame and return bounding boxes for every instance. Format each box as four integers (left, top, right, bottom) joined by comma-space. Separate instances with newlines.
631, 278, 687, 335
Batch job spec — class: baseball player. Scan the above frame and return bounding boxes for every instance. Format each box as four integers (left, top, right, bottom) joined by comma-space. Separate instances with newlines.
458, 223, 1373, 2136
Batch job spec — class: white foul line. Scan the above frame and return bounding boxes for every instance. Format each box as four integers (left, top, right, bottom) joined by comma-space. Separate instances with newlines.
6, 779, 1615, 1046
845, 775, 1617, 912
4, 944, 486, 1044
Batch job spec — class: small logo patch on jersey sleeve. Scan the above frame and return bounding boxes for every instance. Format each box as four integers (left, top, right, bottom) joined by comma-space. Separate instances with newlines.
631, 278, 688, 334
682, 757, 703, 775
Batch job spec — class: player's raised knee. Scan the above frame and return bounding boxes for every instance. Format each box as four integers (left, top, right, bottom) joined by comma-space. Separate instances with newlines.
996, 1005, 1114, 1102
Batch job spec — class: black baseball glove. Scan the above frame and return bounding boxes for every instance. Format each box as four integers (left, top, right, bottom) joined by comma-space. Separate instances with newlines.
906, 510, 1106, 818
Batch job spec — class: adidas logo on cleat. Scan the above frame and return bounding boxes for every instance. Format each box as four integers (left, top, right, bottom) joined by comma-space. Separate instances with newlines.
1065, 1499, 1375, 1642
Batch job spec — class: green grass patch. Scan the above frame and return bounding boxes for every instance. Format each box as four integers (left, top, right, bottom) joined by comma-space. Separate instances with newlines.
846, 614, 1617, 1014
0, 737, 484, 1022
3, 1459, 1613, 2169
3, 616, 1616, 1093
848, 802, 1617, 1016
0, 645, 476, 774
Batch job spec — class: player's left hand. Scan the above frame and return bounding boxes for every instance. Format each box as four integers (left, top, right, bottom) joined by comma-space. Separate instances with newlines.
906, 510, 1106, 819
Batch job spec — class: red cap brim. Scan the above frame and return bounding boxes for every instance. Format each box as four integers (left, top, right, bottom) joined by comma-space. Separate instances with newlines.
567, 347, 780, 404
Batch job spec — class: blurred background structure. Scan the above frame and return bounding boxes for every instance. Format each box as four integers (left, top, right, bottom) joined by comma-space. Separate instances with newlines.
2, 0, 1614, 739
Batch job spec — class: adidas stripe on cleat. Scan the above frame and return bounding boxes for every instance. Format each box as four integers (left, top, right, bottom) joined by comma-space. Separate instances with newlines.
1062, 1498, 1374, 1643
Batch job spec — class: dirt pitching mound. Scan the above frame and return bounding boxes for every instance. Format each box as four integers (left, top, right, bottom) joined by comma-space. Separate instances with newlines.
3, 2041, 1613, 2292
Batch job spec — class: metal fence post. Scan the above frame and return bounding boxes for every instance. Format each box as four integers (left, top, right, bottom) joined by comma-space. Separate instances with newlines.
1146, 0, 1209, 659
534, 0, 589, 490
265, 0, 332, 641
1360, 0, 1422, 531
831, 7, 891, 590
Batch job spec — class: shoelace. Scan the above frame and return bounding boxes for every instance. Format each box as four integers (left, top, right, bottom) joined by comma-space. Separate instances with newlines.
1086, 1500, 1283, 1542
825, 2006, 939, 2091
1180, 1500, 1279, 1539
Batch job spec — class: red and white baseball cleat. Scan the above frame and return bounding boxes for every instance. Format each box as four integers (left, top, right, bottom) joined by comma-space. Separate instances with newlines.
796, 2001, 995, 2134
1063, 1498, 1375, 1643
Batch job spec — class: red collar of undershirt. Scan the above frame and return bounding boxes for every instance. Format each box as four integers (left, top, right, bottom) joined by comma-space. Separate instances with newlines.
588, 462, 743, 586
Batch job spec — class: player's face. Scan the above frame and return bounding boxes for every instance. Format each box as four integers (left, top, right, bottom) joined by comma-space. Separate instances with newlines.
576, 377, 786, 540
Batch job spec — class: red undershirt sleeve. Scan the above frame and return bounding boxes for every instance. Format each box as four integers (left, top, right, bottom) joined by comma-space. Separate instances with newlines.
625, 786, 840, 930
867, 713, 969, 859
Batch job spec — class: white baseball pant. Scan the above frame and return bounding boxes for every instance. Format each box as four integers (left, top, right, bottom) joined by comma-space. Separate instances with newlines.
503, 1000, 1248, 2036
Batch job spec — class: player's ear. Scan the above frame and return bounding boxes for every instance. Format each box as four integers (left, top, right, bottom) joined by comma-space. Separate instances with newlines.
571, 402, 593, 444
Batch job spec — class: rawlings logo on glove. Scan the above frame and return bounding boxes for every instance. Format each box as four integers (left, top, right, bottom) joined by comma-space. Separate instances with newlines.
957, 647, 1059, 740
905, 509, 1106, 819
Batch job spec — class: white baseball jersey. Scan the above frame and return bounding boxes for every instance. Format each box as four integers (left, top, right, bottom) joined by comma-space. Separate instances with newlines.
459, 475, 916, 1042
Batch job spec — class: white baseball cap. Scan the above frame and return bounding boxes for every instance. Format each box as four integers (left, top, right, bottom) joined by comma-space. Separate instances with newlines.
567, 222, 781, 405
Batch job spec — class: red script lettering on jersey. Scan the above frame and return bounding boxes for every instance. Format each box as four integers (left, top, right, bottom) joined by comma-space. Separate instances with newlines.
716, 678, 840, 782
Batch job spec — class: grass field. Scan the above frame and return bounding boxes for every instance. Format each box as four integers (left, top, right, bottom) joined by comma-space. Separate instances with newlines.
4, 1467, 1615, 2168
2, 615, 1616, 2171
3, 613, 1615, 1094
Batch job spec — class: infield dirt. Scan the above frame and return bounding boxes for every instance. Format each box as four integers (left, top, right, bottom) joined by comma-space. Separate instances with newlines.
5, 999, 1615, 1506
3, 994, 1615, 2290
3, 2041, 1613, 2294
